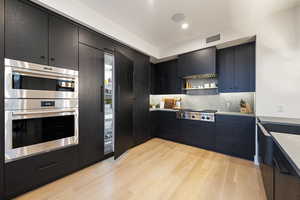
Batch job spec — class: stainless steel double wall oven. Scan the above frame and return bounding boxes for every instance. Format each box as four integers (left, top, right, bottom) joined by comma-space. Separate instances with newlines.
4, 58, 79, 162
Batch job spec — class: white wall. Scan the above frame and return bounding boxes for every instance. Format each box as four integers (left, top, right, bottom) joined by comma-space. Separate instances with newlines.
256, 6, 300, 118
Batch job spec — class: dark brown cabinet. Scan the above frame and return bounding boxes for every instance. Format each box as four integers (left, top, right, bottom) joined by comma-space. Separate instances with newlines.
115, 45, 151, 147
0, 0, 4, 199
273, 144, 300, 200
258, 123, 274, 200
5, 0, 49, 65
49, 15, 78, 70
178, 47, 216, 77
217, 42, 255, 93
151, 59, 183, 94
79, 28, 114, 52
215, 114, 255, 160
155, 111, 182, 142
181, 120, 216, 151
5, 146, 78, 199
78, 44, 104, 167
5, 0, 79, 69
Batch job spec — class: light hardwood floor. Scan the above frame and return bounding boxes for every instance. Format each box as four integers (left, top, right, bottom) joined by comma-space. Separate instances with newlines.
15, 138, 266, 200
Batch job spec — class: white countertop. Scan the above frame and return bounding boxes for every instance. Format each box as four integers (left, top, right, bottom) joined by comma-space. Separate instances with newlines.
259, 116, 300, 126
149, 108, 255, 117
271, 132, 300, 175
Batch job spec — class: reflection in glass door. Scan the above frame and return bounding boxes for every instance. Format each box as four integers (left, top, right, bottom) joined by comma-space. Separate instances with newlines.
104, 53, 114, 155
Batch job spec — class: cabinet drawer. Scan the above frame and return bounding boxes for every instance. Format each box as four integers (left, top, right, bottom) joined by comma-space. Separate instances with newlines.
5, 146, 78, 198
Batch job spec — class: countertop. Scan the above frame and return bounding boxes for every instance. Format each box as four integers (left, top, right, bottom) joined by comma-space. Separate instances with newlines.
270, 131, 300, 176
259, 116, 300, 126
149, 108, 255, 117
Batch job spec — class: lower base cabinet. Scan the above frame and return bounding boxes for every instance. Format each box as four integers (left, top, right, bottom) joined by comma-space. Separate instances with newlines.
156, 111, 182, 142
216, 114, 255, 160
273, 144, 300, 200
153, 111, 255, 160
181, 120, 215, 151
5, 146, 78, 199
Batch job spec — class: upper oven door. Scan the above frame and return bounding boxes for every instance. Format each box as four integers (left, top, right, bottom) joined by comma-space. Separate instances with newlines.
5, 108, 79, 162
5, 58, 78, 99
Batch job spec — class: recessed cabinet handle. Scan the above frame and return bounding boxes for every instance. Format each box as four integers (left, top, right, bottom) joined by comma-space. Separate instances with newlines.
50, 58, 55, 61
38, 162, 58, 171
40, 56, 45, 59
100, 85, 104, 113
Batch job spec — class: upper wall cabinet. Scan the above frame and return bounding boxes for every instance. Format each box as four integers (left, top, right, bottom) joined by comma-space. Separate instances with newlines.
79, 28, 114, 52
5, 0, 79, 70
5, 0, 49, 65
49, 16, 78, 70
218, 42, 255, 93
151, 59, 183, 94
178, 47, 216, 77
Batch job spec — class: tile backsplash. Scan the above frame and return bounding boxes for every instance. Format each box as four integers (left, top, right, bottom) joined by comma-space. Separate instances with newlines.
150, 92, 255, 113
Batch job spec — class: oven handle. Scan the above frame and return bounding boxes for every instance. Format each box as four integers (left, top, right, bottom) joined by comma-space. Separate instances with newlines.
12, 109, 77, 116
12, 67, 77, 81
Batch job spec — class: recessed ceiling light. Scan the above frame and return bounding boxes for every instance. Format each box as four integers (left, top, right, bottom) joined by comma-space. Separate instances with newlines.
181, 23, 189, 30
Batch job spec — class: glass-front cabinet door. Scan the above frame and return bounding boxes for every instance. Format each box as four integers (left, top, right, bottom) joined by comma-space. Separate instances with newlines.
104, 54, 114, 155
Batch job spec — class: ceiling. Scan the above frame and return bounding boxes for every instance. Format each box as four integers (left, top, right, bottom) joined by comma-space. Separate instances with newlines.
82, 0, 232, 49
34, 0, 300, 58
80, 0, 299, 49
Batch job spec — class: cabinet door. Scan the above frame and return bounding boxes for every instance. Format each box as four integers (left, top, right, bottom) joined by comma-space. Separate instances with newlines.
49, 15, 78, 69
181, 120, 215, 151
79, 44, 104, 167
178, 47, 216, 77
217, 47, 235, 92
5, 0, 48, 65
79, 28, 114, 52
216, 115, 255, 160
5, 146, 78, 199
153, 60, 182, 94
114, 50, 135, 159
274, 145, 300, 200
156, 112, 182, 142
234, 43, 255, 92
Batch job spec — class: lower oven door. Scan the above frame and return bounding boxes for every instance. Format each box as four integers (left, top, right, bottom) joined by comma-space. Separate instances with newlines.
5, 108, 78, 162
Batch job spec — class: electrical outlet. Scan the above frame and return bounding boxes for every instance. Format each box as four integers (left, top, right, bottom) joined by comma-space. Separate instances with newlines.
277, 105, 284, 112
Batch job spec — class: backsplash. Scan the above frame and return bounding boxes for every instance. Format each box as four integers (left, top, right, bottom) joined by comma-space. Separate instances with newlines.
150, 92, 255, 113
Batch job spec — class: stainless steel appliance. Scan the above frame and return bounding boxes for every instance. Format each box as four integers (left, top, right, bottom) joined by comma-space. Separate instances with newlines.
5, 99, 79, 162
176, 109, 217, 122
5, 58, 78, 99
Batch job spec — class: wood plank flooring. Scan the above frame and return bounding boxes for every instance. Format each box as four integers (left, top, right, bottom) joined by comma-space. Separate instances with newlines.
14, 138, 266, 200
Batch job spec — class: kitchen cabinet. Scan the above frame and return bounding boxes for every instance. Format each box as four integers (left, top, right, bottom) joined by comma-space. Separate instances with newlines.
5, 146, 78, 199
273, 144, 300, 200
151, 59, 183, 94
79, 28, 115, 52
215, 114, 255, 160
156, 111, 182, 142
5, 0, 79, 69
217, 42, 255, 93
114, 50, 135, 159
5, 0, 49, 65
115, 45, 151, 146
49, 15, 78, 70
181, 120, 215, 151
0, 0, 4, 199
178, 47, 216, 77
79, 44, 104, 167
258, 123, 274, 200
